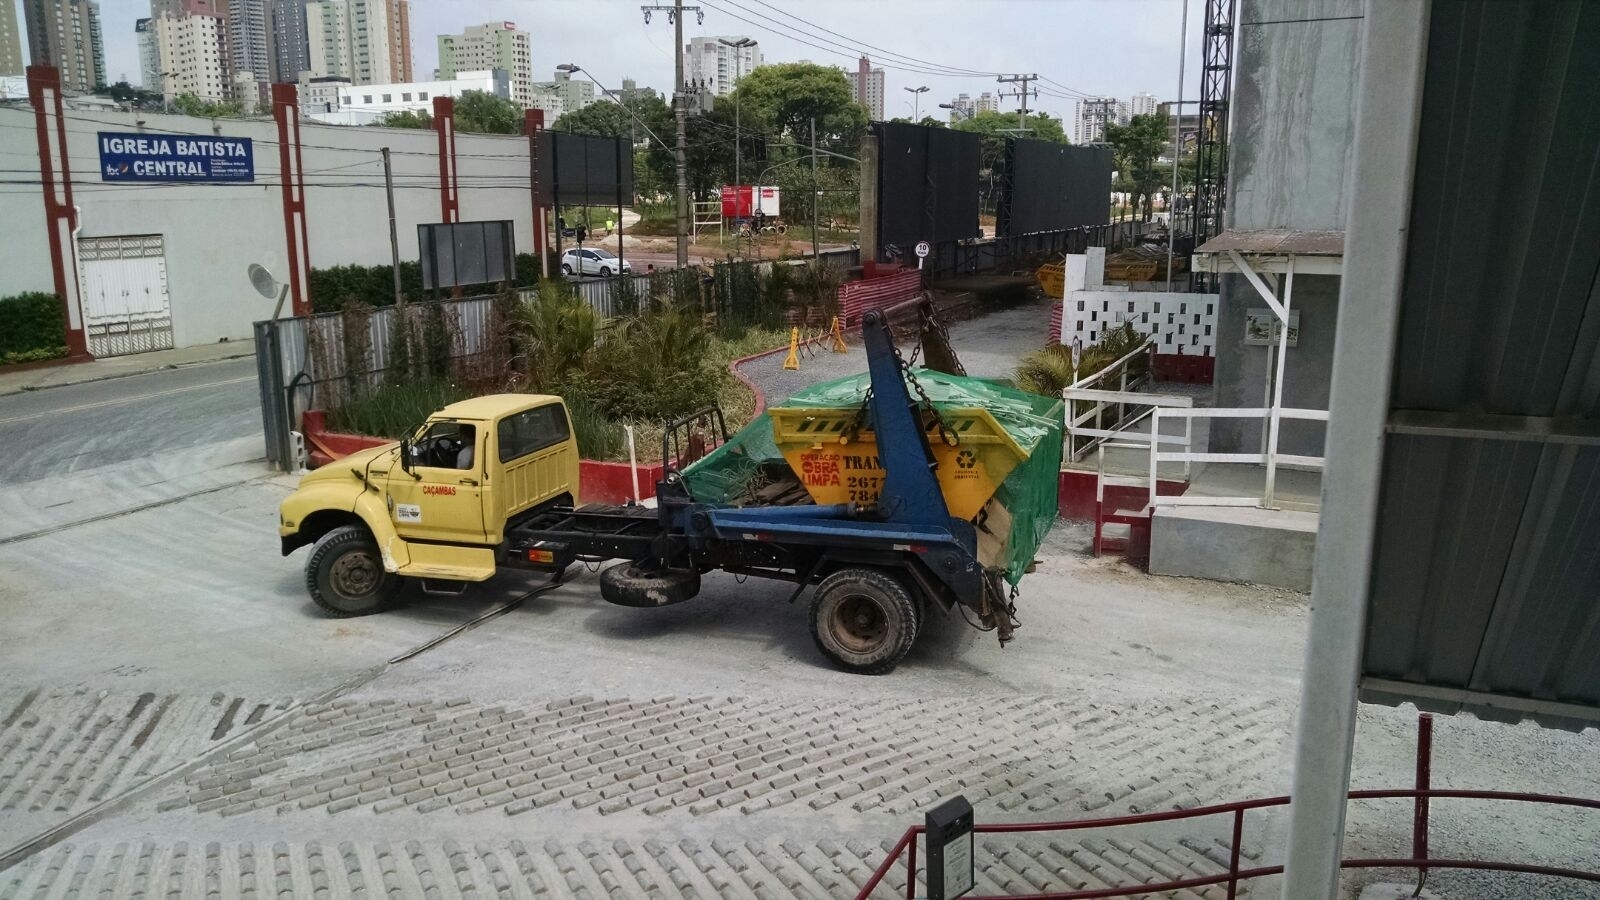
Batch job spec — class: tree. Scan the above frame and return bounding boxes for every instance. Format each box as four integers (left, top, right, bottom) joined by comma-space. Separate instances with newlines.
372, 90, 520, 134
375, 109, 432, 129
453, 90, 521, 134
172, 93, 247, 118
888, 116, 947, 128
726, 62, 866, 154
103, 81, 162, 107
553, 95, 672, 144
1105, 113, 1168, 221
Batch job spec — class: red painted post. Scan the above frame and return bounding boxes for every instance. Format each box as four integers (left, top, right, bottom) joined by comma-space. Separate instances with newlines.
525, 108, 548, 279
26, 65, 89, 358
434, 96, 460, 224
1226, 807, 1244, 900
904, 836, 918, 900
1414, 713, 1434, 887
271, 82, 311, 317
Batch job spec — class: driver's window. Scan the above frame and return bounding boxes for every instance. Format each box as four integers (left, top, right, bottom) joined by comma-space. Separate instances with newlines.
411, 422, 477, 471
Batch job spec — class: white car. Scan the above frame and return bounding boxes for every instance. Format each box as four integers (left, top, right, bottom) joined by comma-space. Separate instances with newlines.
561, 248, 632, 278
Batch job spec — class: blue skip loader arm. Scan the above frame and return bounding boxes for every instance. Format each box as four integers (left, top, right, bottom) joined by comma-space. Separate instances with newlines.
693, 310, 986, 610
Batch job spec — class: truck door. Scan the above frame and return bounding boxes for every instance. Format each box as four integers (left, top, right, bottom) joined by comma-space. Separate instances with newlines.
485, 402, 579, 542
388, 420, 489, 545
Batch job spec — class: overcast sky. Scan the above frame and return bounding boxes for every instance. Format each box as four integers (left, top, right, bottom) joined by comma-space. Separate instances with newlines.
23, 0, 1204, 124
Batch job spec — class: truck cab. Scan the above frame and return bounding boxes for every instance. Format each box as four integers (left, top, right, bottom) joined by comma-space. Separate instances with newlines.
278, 394, 579, 616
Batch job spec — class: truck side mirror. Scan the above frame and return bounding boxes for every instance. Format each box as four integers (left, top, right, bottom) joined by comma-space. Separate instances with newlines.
398, 436, 414, 475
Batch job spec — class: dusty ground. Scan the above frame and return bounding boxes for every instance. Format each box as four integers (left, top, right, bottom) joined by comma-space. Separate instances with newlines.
1, 312, 1597, 899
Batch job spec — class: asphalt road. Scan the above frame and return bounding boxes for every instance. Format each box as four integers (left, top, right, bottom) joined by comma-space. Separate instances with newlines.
0, 356, 261, 485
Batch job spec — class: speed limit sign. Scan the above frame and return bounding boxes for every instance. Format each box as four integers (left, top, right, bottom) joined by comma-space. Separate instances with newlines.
915, 241, 931, 258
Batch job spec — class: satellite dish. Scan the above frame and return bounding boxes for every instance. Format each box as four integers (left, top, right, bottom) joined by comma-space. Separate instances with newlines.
248, 263, 279, 300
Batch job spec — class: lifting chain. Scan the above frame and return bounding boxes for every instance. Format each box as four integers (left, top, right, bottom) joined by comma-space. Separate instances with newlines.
892, 339, 960, 448
920, 299, 967, 377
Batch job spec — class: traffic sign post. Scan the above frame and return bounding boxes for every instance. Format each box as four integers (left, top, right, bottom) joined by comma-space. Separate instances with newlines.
915, 240, 931, 271
925, 795, 975, 900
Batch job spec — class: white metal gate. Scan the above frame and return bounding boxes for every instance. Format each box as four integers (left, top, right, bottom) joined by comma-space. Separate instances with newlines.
77, 234, 174, 357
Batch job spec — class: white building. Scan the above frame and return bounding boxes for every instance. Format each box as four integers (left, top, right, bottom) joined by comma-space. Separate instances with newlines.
527, 91, 564, 121
975, 91, 998, 114
297, 73, 349, 114
1074, 96, 1125, 143
155, 11, 228, 103
1129, 92, 1158, 119
684, 35, 761, 97
846, 56, 884, 120
947, 92, 973, 122
305, 0, 410, 86
305, 68, 508, 125
437, 22, 531, 107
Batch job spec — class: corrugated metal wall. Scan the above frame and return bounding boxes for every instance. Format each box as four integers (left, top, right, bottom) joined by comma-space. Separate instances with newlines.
1360, 0, 1600, 726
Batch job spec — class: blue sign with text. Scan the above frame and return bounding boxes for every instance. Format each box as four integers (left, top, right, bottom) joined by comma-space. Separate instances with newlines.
97, 131, 255, 182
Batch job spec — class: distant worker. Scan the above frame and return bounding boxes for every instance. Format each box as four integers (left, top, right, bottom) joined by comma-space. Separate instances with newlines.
606, 217, 615, 235
646, 263, 656, 274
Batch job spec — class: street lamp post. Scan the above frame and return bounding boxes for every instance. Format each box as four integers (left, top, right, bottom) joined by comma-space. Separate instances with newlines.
718, 37, 755, 254
903, 85, 928, 122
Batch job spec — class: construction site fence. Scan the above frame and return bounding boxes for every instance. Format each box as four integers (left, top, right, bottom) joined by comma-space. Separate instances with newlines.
925, 221, 1150, 281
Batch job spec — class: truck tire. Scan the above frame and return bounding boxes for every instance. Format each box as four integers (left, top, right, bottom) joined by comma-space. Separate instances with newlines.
600, 562, 701, 607
306, 525, 400, 617
809, 567, 920, 675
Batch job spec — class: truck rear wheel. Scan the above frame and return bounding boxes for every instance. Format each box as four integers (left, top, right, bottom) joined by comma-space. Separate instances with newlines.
809, 567, 920, 675
306, 525, 400, 617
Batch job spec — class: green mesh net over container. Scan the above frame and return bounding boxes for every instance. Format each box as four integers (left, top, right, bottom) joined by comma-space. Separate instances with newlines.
681, 369, 1064, 585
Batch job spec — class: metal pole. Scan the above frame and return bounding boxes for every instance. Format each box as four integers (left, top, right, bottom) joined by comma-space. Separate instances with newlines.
616, 142, 625, 274
673, 0, 689, 268
381, 147, 404, 308
810, 117, 820, 260
1412, 713, 1434, 890
1264, 255, 1294, 508
1278, 4, 1429, 897
1166, 0, 1189, 292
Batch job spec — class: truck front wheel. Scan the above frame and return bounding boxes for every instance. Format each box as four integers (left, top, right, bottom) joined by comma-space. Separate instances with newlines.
809, 567, 920, 675
306, 525, 400, 617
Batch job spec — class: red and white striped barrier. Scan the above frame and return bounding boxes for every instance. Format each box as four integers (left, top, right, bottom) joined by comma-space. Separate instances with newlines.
838, 269, 923, 325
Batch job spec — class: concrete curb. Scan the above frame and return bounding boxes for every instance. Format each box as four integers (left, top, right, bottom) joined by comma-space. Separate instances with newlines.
727, 345, 791, 418
0, 350, 257, 398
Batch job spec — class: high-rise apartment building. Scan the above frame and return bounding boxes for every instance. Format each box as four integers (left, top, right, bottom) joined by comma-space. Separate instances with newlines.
620, 78, 657, 104
0, 0, 24, 76
531, 68, 593, 116
270, 0, 309, 82
135, 16, 159, 89
684, 35, 760, 97
306, 0, 409, 86
227, 0, 271, 91
846, 55, 884, 121
438, 22, 530, 106
1129, 92, 1158, 119
23, 0, 106, 91
975, 91, 998, 114
1074, 96, 1124, 143
155, 10, 227, 101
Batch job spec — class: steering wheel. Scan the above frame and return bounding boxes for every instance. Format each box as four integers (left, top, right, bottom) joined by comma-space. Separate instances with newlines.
426, 434, 463, 467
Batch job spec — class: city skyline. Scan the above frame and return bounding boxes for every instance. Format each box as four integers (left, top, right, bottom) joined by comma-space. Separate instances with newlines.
8, 0, 1193, 125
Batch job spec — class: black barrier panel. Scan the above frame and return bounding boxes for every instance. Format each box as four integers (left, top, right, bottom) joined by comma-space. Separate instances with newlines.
876, 122, 980, 259
420, 220, 515, 291
997, 140, 1112, 236
535, 131, 634, 207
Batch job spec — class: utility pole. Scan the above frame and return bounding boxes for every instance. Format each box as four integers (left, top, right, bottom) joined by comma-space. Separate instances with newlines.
381, 147, 404, 309
996, 73, 1039, 134
810, 117, 820, 261
642, 2, 702, 269
1167, 0, 1190, 291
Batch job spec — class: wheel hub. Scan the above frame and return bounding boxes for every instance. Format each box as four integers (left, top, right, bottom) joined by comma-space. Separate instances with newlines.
833, 594, 888, 653
330, 550, 380, 598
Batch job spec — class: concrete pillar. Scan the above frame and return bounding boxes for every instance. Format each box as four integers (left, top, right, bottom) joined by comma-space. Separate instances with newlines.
434, 96, 460, 224
1277, 3, 1432, 898
271, 82, 312, 317
858, 127, 879, 264
26, 65, 89, 358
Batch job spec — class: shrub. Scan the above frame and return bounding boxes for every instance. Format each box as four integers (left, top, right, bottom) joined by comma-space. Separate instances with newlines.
513, 281, 597, 391
1014, 322, 1147, 397
308, 251, 557, 312
574, 302, 720, 422
326, 378, 469, 438
563, 389, 624, 460
0, 292, 66, 360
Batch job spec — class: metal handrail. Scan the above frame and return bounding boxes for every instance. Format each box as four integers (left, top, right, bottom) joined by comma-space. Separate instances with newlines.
853, 715, 1600, 900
